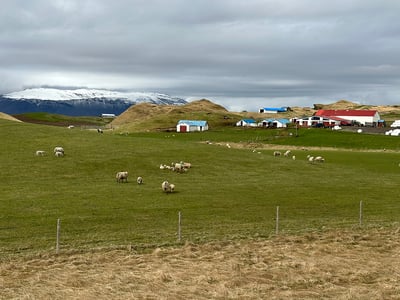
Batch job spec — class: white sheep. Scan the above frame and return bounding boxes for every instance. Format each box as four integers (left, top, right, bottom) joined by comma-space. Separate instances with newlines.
292, 155, 296, 160
137, 176, 143, 184
174, 162, 184, 173
54, 146, 64, 154
116, 171, 128, 183
161, 181, 174, 193
308, 156, 315, 163
283, 150, 291, 157
273, 151, 281, 157
314, 156, 325, 163
54, 151, 64, 157
181, 162, 192, 169
35, 150, 46, 156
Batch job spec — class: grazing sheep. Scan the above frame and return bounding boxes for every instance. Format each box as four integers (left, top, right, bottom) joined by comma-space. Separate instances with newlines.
54, 146, 64, 154
174, 162, 185, 173
307, 155, 315, 163
116, 171, 128, 183
162, 180, 170, 192
181, 162, 192, 169
68, 125, 74, 129
292, 155, 296, 160
314, 156, 325, 163
137, 176, 143, 184
54, 151, 64, 157
283, 150, 291, 157
97, 128, 103, 133
162, 180, 174, 193
273, 151, 281, 157
35, 150, 46, 156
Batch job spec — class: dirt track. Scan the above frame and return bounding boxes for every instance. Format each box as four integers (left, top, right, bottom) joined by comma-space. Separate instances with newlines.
1, 227, 399, 299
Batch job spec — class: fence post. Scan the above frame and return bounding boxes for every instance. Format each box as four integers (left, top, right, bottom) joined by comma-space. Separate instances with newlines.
178, 211, 182, 242
359, 201, 363, 227
56, 218, 60, 254
275, 206, 279, 235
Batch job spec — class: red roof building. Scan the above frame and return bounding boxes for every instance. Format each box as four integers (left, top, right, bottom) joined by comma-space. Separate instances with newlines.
315, 110, 380, 126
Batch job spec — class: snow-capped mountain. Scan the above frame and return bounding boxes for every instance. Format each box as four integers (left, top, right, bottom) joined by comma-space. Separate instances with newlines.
0, 88, 187, 116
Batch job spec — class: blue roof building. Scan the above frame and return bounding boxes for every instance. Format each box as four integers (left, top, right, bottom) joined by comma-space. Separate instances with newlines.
259, 107, 289, 113
177, 120, 209, 132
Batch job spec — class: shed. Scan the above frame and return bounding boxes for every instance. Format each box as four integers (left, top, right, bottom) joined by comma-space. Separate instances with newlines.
177, 120, 208, 132
259, 118, 290, 128
236, 119, 257, 127
259, 107, 289, 113
101, 113, 116, 118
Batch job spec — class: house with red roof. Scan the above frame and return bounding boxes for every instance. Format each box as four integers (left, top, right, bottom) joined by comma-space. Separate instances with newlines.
314, 110, 381, 126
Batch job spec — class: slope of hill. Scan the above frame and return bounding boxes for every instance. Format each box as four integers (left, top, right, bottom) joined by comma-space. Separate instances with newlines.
0, 112, 22, 122
109, 99, 238, 131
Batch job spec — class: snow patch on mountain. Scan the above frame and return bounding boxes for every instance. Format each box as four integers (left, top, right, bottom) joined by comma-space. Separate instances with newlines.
4, 88, 186, 104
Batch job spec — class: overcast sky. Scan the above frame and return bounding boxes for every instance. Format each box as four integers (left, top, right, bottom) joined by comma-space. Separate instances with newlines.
1, 0, 399, 111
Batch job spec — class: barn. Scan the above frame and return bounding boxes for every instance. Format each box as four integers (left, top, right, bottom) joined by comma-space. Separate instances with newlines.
176, 120, 208, 132
315, 110, 381, 126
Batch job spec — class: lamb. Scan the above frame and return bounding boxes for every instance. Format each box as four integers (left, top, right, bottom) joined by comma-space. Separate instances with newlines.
283, 150, 291, 157
35, 150, 46, 156
137, 176, 143, 184
116, 171, 128, 183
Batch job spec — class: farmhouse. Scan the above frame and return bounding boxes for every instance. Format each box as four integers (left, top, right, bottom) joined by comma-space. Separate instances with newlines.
259, 107, 289, 113
176, 120, 208, 132
236, 119, 257, 127
315, 109, 381, 126
259, 118, 290, 128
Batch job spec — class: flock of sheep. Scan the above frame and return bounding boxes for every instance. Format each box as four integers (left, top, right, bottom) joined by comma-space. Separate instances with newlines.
273, 149, 325, 163
36, 145, 186, 194
35, 146, 65, 157
115, 161, 192, 193
159, 161, 192, 173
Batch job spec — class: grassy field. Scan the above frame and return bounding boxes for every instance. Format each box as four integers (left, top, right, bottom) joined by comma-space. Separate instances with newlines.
0, 119, 399, 257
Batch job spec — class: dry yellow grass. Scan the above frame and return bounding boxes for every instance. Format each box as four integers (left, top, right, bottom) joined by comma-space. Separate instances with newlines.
0, 112, 22, 122
1, 227, 399, 299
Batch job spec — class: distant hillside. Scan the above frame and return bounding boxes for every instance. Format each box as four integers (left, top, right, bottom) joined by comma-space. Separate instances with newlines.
109, 99, 238, 131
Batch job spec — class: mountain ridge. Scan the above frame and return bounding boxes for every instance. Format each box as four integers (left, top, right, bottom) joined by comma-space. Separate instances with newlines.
0, 88, 187, 116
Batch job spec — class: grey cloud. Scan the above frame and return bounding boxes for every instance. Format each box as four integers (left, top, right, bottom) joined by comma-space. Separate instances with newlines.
1, 0, 400, 110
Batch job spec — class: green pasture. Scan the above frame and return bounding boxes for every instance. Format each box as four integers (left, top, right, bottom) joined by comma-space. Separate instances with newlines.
0, 119, 399, 257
